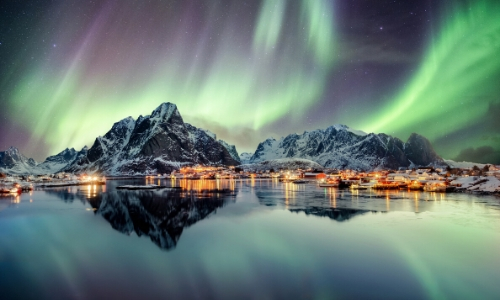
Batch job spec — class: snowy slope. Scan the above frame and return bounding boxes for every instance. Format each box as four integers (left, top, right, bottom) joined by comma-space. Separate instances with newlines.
451, 176, 500, 193
239, 152, 253, 164
444, 159, 487, 169
35, 148, 78, 174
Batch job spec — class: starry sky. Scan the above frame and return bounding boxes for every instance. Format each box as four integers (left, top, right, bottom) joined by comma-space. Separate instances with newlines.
0, 0, 499, 164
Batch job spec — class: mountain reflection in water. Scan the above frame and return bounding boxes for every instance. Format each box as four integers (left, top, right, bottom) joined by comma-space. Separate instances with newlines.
44, 179, 500, 253
47, 186, 236, 250
3, 179, 500, 299
289, 207, 375, 222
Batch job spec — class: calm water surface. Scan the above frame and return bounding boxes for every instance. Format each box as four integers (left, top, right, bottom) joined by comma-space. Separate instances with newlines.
1, 178, 500, 300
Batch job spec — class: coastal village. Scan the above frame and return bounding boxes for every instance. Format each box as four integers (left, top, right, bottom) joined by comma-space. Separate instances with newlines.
1, 164, 500, 195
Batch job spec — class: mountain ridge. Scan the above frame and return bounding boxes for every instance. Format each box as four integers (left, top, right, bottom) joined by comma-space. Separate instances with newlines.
246, 124, 445, 170
1, 105, 448, 175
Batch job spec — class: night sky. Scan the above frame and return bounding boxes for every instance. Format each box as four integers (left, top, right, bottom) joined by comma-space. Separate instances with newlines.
0, 0, 499, 164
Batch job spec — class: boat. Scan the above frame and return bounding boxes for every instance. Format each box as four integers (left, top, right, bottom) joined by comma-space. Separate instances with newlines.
350, 184, 368, 190
292, 179, 308, 184
318, 179, 340, 187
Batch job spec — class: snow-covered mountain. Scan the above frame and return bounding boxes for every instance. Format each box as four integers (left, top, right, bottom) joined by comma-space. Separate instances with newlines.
0, 146, 38, 175
36, 148, 78, 174
247, 124, 445, 170
239, 152, 253, 164
64, 102, 240, 174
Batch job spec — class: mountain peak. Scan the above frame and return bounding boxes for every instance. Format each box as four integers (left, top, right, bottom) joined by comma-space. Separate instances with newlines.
151, 102, 178, 121
330, 124, 349, 131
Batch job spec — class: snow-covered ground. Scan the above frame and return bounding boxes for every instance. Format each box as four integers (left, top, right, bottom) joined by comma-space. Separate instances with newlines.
451, 176, 500, 193
444, 159, 487, 169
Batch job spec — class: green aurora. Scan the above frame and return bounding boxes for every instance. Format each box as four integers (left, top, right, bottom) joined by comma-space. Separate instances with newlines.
352, 0, 500, 161
4, 0, 336, 159
1, 0, 499, 163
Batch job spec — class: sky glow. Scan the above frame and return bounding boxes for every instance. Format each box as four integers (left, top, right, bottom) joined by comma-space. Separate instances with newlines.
0, 0, 499, 163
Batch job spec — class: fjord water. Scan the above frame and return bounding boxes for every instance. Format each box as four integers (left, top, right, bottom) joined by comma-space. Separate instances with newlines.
1, 179, 499, 300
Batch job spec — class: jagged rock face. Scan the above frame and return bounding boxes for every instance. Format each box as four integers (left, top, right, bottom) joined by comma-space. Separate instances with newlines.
249, 125, 444, 170
0, 147, 38, 174
404, 133, 444, 166
218, 139, 241, 163
66, 102, 240, 174
61, 146, 89, 172
186, 124, 240, 166
123, 104, 193, 160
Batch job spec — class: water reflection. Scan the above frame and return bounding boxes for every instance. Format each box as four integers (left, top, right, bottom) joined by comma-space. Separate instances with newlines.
252, 181, 500, 216
2, 179, 500, 299
35, 179, 500, 251
289, 207, 375, 222
48, 185, 236, 250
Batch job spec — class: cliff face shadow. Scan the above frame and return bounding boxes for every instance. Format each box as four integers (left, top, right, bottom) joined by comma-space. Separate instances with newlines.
49, 188, 236, 250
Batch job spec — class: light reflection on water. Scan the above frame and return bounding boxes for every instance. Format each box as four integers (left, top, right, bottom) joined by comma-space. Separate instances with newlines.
0, 178, 500, 299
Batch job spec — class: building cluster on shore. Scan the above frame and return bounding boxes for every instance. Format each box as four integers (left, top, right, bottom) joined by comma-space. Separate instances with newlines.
0, 172, 106, 194
1, 164, 499, 195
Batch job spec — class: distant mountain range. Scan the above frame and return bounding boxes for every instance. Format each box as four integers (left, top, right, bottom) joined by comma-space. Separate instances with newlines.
1, 102, 448, 175
245, 124, 445, 170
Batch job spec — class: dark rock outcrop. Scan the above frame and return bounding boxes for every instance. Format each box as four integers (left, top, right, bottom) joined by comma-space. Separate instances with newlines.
403, 133, 443, 166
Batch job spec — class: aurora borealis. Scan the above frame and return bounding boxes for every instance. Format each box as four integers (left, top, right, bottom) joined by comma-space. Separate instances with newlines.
1, 0, 499, 163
